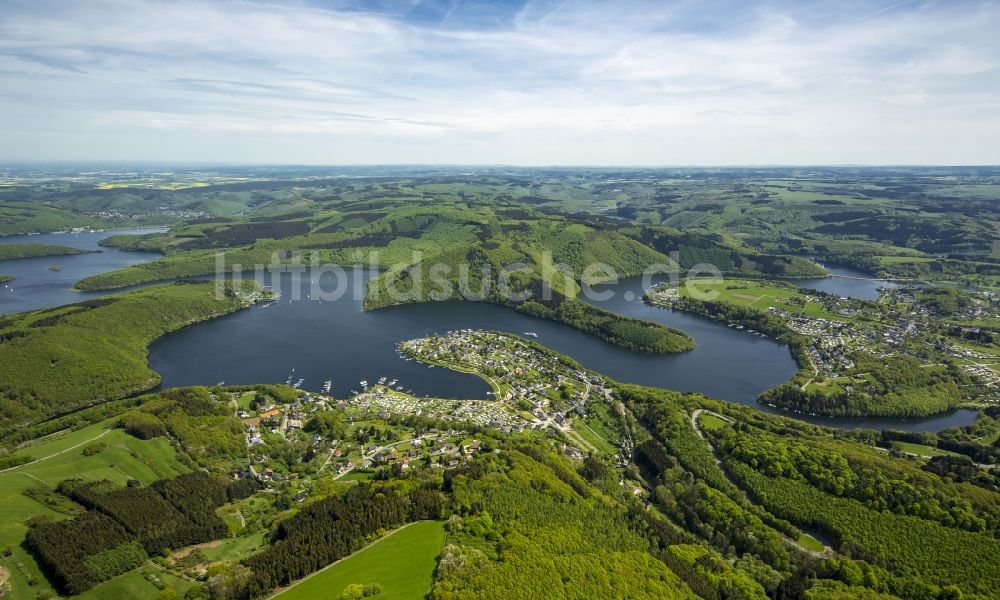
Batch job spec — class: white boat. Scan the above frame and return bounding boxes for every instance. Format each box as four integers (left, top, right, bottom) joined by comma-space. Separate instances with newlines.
523, 332, 538, 338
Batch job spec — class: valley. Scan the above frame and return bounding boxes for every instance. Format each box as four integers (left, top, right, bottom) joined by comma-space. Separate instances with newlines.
1, 166, 998, 600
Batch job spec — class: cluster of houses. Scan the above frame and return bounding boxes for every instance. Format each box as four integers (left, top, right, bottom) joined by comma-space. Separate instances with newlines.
349, 387, 526, 432
231, 329, 638, 491
399, 330, 616, 435
355, 432, 489, 471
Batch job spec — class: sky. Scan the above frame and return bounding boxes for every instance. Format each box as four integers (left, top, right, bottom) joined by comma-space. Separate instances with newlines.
0, 0, 997, 165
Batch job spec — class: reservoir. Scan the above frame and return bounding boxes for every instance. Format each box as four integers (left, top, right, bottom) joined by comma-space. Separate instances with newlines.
0, 228, 166, 314
148, 268, 976, 432
1, 233, 976, 432
792, 262, 902, 300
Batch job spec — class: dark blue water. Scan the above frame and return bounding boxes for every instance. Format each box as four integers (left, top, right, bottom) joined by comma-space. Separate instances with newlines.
0, 228, 167, 314
147, 270, 975, 432
150, 270, 795, 404
0, 234, 975, 432
792, 263, 902, 300
581, 276, 976, 432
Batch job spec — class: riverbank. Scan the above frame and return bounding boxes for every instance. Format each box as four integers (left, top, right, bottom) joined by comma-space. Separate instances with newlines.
643, 280, 983, 421
0, 280, 271, 437
0, 243, 92, 261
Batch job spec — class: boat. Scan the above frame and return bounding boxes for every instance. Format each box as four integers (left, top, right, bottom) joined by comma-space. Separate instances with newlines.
523, 332, 538, 338
360, 380, 369, 388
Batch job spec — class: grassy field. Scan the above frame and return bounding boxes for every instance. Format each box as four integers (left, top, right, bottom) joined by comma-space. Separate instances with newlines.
0, 420, 187, 545
0, 419, 189, 598
796, 533, 826, 553
878, 255, 936, 265
679, 279, 847, 321
698, 413, 728, 431
236, 391, 257, 410
803, 375, 869, 396
198, 530, 268, 563
570, 416, 616, 454
890, 441, 961, 458
337, 470, 376, 482
271, 521, 445, 600
74, 566, 194, 600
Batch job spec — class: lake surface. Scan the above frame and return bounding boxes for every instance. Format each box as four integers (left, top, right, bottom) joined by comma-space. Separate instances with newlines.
0, 228, 167, 314
148, 269, 976, 432
792, 262, 902, 300
0, 234, 975, 432
581, 276, 976, 432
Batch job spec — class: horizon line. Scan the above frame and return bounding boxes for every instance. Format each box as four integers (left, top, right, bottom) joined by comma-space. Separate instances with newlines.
1, 161, 999, 169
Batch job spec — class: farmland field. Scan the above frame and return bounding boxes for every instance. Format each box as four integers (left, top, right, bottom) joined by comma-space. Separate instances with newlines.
272, 520, 446, 600
0, 419, 189, 598
679, 278, 848, 321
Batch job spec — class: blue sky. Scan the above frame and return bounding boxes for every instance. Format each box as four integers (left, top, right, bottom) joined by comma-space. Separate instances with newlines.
0, 0, 997, 164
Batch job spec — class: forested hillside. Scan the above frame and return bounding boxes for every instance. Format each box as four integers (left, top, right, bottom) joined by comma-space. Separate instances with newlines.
69, 197, 821, 354
0, 281, 267, 436
3, 369, 999, 600
617, 383, 1000, 599
0, 243, 88, 261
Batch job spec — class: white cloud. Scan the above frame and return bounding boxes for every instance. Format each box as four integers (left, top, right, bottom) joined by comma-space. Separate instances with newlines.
0, 0, 997, 163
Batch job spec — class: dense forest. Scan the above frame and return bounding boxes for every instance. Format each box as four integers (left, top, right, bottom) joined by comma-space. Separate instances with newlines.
758, 355, 971, 418
26, 473, 232, 594
7, 376, 1000, 600
615, 383, 1000, 599
0, 280, 264, 436
243, 482, 444, 596
0, 243, 88, 261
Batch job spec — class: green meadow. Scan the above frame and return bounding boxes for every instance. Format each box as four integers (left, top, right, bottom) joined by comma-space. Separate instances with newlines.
698, 413, 729, 431
679, 278, 848, 321
74, 567, 194, 600
0, 419, 189, 598
890, 441, 962, 458
796, 533, 826, 553
272, 521, 445, 600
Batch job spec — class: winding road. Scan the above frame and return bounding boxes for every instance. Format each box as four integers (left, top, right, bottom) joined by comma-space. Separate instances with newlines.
689, 409, 835, 558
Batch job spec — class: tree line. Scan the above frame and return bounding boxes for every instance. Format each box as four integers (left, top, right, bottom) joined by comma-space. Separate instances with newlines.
26, 472, 235, 594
